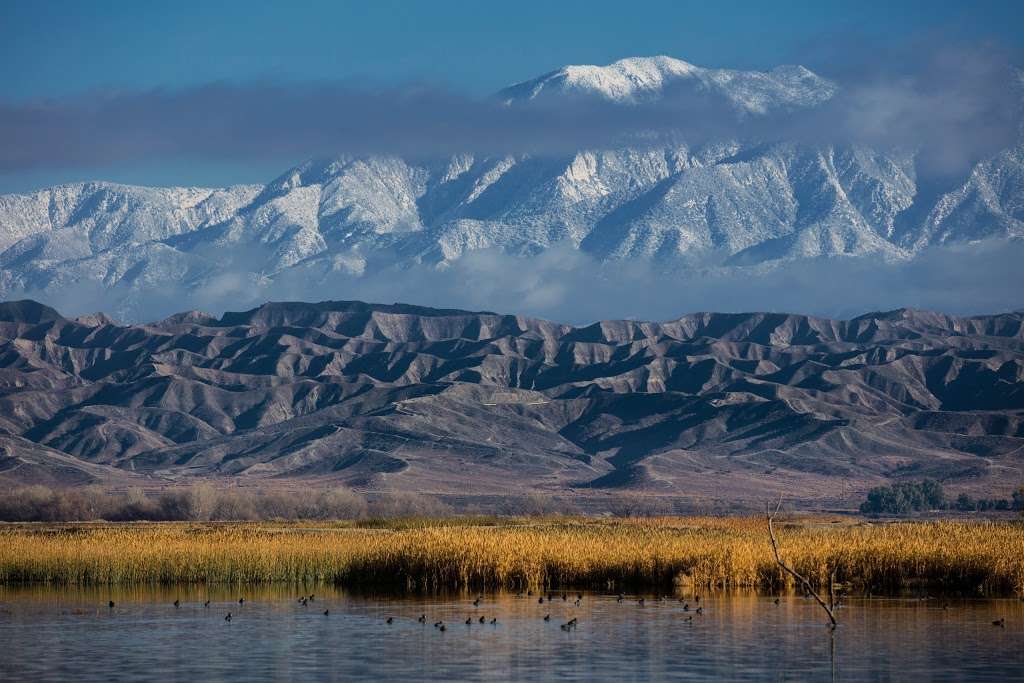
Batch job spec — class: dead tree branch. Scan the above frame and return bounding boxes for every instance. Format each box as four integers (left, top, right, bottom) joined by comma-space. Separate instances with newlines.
767, 499, 837, 628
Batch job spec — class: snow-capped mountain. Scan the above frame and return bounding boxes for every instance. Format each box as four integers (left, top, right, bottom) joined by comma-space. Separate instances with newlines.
0, 56, 1021, 320
497, 56, 837, 112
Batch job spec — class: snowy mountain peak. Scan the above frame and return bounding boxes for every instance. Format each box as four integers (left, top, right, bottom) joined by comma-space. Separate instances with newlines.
498, 55, 836, 113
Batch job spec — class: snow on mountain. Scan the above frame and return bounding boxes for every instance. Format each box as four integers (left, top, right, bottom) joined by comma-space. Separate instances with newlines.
497, 56, 837, 112
0, 57, 1021, 320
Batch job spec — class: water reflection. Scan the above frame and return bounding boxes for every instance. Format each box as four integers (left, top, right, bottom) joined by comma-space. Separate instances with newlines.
0, 586, 1021, 681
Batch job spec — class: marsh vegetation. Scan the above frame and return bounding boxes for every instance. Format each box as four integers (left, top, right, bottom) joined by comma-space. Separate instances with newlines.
1, 517, 1022, 596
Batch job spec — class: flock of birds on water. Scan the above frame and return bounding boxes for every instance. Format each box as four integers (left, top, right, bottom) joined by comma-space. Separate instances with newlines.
100, 591, 1019, 631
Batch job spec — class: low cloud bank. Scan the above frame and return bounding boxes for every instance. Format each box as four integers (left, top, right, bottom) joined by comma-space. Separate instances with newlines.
1, 44, 1019, 183
19, 238, 1024, 325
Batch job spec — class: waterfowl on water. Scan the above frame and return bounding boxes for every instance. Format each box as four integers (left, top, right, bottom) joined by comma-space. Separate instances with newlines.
773, 598, 780, 605
439, 624, 447, 632
324, 610, 330, 616
694, 595, 700, 603
418, 614, 426, 623
173, 599, 180, 608
543, 614, 551, 621
225, 612, 232, 622
473, 597, 481, 607
638, 598, 645, 606
577, 593, 583, 601
108, 600, 114, 609
562, 594, 567, 601
238, 598, 245, 605
574, 599, 581, 607
386, 617, 393, 624
992, 618, 1005, 627
204, 600, 210, 608
683, 603, 689, 611
490, 618, 497, 625
527, 590, 533, 597
433, 621, 443, 628
684, 616, 693, 624
300, 598, 308, 607
538, 597, 544, 604
696, 607, 704, 615
567, 617, 577, 626
617, 594, 624, 603
479, 616, 486, 624
309, 595, 315, 601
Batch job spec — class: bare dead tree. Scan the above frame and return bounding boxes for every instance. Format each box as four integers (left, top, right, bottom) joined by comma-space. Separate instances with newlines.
766, 498, 837, 628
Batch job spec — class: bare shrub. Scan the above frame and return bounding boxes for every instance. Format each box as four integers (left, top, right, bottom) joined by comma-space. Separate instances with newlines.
368, 491, 451, 518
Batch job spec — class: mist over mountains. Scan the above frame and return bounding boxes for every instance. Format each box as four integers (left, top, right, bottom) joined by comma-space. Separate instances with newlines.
0, 55, 1022, 323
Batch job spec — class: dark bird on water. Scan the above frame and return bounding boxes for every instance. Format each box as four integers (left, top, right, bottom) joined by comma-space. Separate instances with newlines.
434, 621, 443, 628
562, 594, 567, 601
490, 618, 497, 625
638, 598, 645, 606
774, 598, 780, 605
225, 612, 232, 622
204, 600, 210, 608
683, 603, 689, 611
574, 599, 581, 607
479, 616, 486, 624
301, 598, 308, 607
473, 597, 481, 607
108, 600, 114, 609
309, 595, 315, 601
527, 590, 533, 597
386, 617, 393, 624
238, 598, 245, 605
684, 616, 693, 624
543, 614, 551, 621
617, 594, 624, 603
418, 614, 426, 623
324, 610, 330, 616
440, 624, 447, 632
695, 595, 701, 603
696, 607, 704, 615
173, 599, 180, 608
538, 597, 544, 604
992, 618, 1005, 627
466, 617, 473, 625
577, 593, 583, 601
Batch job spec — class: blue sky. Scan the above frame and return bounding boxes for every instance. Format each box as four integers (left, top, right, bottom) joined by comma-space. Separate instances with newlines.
0, 0, 1021, 191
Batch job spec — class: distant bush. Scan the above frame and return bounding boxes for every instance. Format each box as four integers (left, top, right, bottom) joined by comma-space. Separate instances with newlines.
859, 479, 946, 515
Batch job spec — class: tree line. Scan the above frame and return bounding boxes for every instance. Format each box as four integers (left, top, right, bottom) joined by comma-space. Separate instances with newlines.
859, 479, 1024, 515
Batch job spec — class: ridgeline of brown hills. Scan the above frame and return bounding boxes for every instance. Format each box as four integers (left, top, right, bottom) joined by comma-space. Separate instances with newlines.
1, 299, 1022, 510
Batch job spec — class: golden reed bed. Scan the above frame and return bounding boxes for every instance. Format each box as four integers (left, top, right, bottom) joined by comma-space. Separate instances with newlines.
1, 517, 1022, 595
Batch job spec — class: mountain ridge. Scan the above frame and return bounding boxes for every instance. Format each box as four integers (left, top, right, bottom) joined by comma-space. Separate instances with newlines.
1, 298, 1021, 508
0, 56, 1021, 322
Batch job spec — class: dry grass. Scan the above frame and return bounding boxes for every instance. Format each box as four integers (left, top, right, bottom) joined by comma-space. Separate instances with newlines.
1, 517, 1022, 595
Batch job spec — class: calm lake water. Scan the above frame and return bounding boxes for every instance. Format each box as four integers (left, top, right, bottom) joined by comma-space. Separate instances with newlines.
0, 585, 1022, 681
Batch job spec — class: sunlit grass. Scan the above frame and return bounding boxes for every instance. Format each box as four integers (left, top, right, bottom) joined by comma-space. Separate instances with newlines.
1, 517, 1022, 595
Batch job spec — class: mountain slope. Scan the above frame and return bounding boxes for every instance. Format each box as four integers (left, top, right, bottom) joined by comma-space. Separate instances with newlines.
1, 299, 1021, 506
